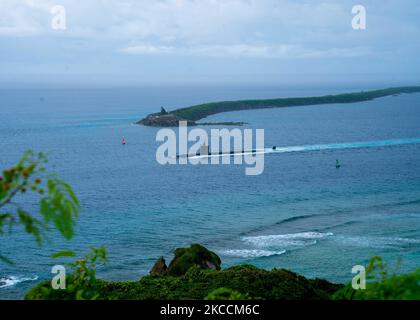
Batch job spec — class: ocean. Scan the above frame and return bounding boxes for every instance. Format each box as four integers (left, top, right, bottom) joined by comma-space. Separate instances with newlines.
1, 85, 420, 299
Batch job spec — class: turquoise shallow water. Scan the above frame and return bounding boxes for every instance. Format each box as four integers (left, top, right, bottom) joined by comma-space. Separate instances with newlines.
1, 86, 420, 299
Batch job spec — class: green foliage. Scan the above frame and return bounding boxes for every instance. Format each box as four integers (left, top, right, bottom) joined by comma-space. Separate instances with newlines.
205, 287, 250, 300
333, 256, 420, 300
26, 246, 108, 300
50, 250, 76, 258
184, 265, 208, 282
66, 245, 108, 300
0, 151, 79, 263
170, 86, 420, 121
26, 263, 342, 300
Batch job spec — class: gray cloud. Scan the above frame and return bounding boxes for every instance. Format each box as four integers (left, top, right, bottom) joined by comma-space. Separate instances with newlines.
0, 0, 419, 86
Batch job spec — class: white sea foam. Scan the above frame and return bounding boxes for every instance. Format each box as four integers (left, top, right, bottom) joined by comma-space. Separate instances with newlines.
335, 235, 420, 249
221, 249, 286, 258
0, 275, 39, 289
242, 232, 334, 249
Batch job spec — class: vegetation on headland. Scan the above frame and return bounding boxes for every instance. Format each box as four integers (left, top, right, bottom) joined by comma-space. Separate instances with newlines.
138, 86, 420, 126
25, 243, 420, 301
26, 244, 342, 300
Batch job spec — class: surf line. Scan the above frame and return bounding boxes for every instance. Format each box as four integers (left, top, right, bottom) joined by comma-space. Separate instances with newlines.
180, 137, 420, 159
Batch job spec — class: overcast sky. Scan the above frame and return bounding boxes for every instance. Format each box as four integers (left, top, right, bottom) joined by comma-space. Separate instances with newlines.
1, 0, 419, 87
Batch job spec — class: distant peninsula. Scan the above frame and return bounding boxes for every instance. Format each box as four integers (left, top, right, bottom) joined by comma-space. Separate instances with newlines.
138, 86, 420, 127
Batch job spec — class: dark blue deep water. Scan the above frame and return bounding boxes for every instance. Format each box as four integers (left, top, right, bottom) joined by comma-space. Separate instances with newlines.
1, 86, 420, 299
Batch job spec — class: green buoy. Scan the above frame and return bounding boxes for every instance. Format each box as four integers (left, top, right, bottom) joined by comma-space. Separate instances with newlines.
336, 159, 341, 169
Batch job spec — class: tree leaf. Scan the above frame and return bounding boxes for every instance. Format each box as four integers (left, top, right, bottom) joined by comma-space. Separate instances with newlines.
51, 250, 76, 258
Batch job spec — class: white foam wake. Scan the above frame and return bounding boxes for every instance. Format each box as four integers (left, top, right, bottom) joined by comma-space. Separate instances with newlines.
267, 137, 420, 154
184, 137, 420, 159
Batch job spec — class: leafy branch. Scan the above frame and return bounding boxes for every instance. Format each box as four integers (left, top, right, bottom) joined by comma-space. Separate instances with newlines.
0, 151, 80, 263
66, 245, 108, 300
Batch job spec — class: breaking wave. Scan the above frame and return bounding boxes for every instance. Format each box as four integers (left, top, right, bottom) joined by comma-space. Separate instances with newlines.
0, 275, 39, 289
221, 249, 286, 258
242, 232, 334, 249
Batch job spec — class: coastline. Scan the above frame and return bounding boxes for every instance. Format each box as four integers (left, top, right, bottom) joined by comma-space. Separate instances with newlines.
25, 244, 343, 300
138, 86, 420, 127
25, 243, 420, 300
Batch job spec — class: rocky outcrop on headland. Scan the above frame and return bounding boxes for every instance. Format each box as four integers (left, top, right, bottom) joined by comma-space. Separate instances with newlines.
149, 257, 167, 276
166, 244, 221, 276
137, 113, 196, 127
149, 244, 221, 276
137, 113, 245, 127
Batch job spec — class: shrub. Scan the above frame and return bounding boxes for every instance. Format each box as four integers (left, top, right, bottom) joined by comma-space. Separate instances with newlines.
333, 256, 420, 300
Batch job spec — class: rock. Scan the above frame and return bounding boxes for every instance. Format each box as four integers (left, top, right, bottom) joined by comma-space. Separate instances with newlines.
166, 244, 221, 276
137, 113, 196, 127
149, 257, 167, 276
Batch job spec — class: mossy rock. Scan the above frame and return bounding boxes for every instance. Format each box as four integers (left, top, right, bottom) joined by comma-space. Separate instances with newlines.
166, 244, 221, 276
